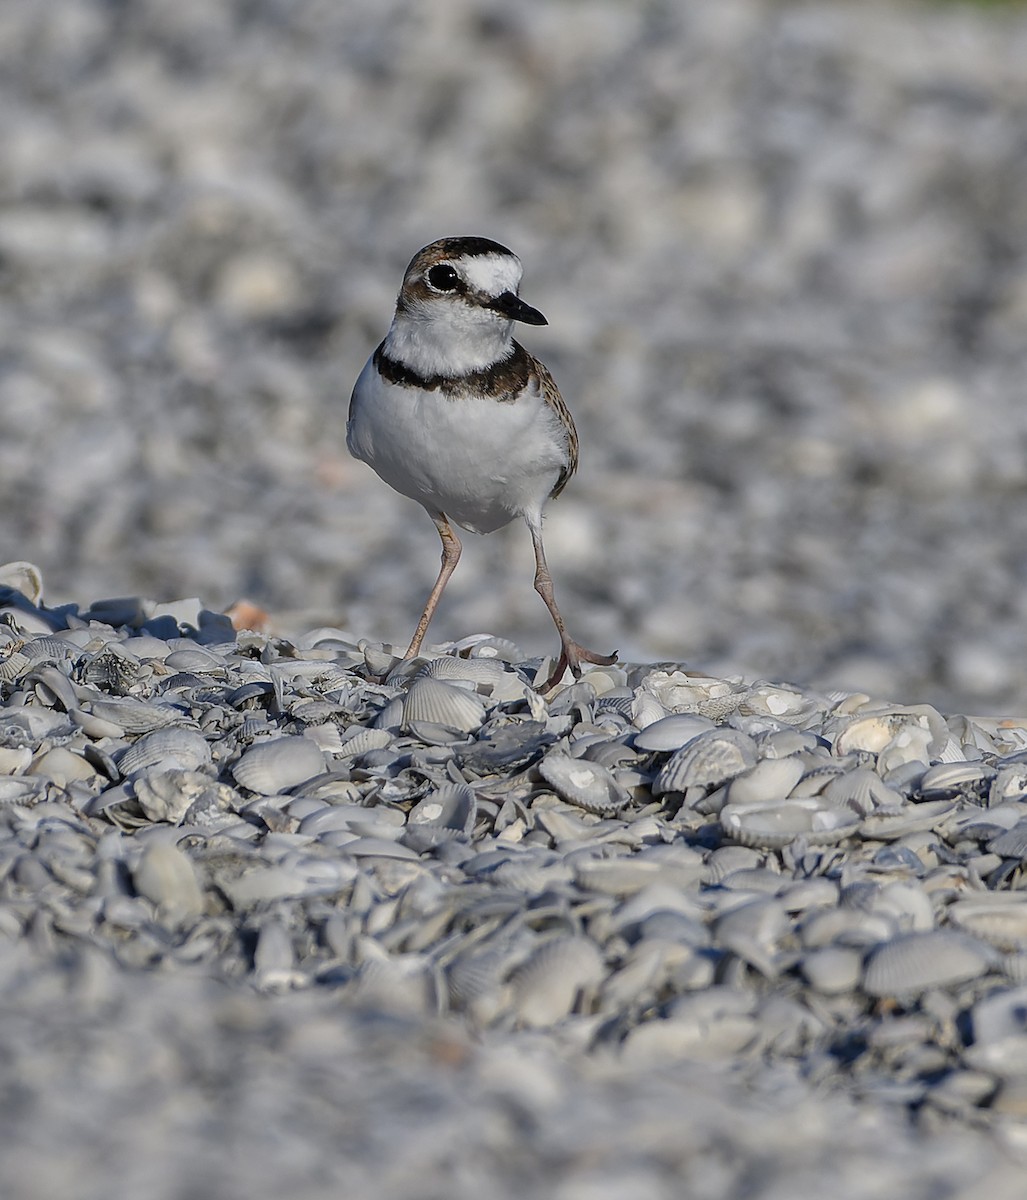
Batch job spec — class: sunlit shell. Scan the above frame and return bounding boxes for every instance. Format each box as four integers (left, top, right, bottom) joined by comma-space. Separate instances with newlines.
632, 713, 717, 753
537, 752, 628, 815
726, 757, 805, 804
948, 895, 1027, 951
402, 677, 486, 736
636, 670, 749, 720
652, 728, 758, 794
420, 655, 509, 688
917, 761, 992, 799
862, 930, 997, 999
232, 735, 326, 794
742, 682, 825, 724
336, 727, 394, 758
117, 727, 212, 776
720, 797, 860, 849
510, 935, 604, 1027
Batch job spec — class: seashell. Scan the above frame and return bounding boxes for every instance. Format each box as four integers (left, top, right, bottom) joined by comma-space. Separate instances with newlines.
132, 841, 205, 927
988, 818, 1027, 860
720, 797, 860, 849
336, 726, 394, 758
964, 985, 1027, 1079
85, 696, 184, 733
403, 783, 478, 850
117, 727, 212, 776
990, 765, 1027, 805
402, 677, 486, 736
134, 769, 239, 825
862, 930, 998, 999
637, 670, 748, 720
632, 713, 716, 753
0, 647, 32, 684
821, 767, 904, 813
218, 858, 358, 909
800, 946, 863, 994
859, 799, 955, 841
232, 736, 326, 794
537, 752, 628, 815
652, 728, 758, 794
510, 935, 604, 1027
742, 681, 824, 723
0, 560, 44, 604
726, 757, 805, 804
948, 895, 1027, 951
917, 761, 992, 799
420, 655, 510, 689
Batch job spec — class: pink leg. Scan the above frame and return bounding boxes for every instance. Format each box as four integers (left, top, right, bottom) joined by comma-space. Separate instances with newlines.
405, 514, 462, 659
529, 521, 616, 691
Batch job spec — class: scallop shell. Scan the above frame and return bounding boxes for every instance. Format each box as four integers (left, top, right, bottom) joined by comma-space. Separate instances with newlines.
404, 782, 478, 850
726, 757, 805, 804
988, 819, 1027, 860
537, 752, 628, 815
917, 761, 992, 799
720, 797, 860, 849
232, 736, 326, 794
336, 727, 394, 758
862, 930, 997, 999
653, 728, 758, 795
632, 713, 717, 753
510, 935, 605, 1028
858, 799, 955, 841
420, 655, 507, 688
118, 727, 212, 776
948, 896, 1027, 951
402, 677, 486, 736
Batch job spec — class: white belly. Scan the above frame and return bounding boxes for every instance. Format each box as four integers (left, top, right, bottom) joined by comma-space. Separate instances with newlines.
347, 358, 568, 534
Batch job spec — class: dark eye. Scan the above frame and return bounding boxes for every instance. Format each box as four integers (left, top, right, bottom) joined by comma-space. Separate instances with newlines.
426, 264, 460, 292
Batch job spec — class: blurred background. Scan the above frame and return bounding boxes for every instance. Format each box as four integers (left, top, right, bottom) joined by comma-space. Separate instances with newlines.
2, 0, 1027, 712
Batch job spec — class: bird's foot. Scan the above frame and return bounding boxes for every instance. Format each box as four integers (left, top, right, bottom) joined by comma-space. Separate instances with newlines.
538, 640, 618, 693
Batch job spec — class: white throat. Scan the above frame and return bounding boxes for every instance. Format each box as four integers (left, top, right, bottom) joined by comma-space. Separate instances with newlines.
384, 303, 516, 378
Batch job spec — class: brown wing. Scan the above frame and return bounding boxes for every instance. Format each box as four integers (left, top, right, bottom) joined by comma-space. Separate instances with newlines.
529, 355, 578, 500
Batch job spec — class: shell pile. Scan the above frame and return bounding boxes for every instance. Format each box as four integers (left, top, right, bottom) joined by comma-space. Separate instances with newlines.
5, 576, 1027, 1177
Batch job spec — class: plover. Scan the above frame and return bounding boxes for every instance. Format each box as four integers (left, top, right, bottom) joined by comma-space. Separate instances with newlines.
347, 236, 616, 688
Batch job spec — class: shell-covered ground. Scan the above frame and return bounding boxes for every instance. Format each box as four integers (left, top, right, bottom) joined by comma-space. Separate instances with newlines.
2, 568, 1027, 1198
3, 0, 1027, 713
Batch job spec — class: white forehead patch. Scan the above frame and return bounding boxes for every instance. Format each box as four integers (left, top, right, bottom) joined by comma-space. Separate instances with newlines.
456, 252, 523, 298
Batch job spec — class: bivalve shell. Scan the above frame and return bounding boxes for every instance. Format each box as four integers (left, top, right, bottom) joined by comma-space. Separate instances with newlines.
402, 677, 486, 736
720, 797, 860, 849
118, 727, 212, 776
948, 895, 1027, 951
862, 930, 998, 999
632, 713, 717, 753
232, 736, 326, 794
537, 752, 628, 815
404, 782, 478, 849
510, 935, 604, 1027
652, 728, 758, 794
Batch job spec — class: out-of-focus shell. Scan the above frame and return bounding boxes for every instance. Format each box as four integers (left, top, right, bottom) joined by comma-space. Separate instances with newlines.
232, 736, 326, 794
402, 677, 486, 736
132, 841, 205, 927
988, 819, 1027, 860
948, 895, 1027, 951
537, 752, 628, 815
720, 797, 859, 849
510, 935, 604, 1027
801, 946, 863, 995
862, 930, 997, 999
859, 799, 955, 841
652, 728, 758, 794
118, 727, 212, 776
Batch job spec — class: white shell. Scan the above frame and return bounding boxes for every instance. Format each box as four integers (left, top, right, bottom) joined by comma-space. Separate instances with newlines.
402, 677, 486, 735
537, 752, 628, 815
404, 783, 478, 849
862, 930, 997, 998
720, 797, 860, 849
232, 736, 326, 794
726, 757, 805, 804
948, 895, 1027, 951
510, 935, 604, 1027
652, 728, 758, 794
632, 713, 717, 753
637, 670, 749, 720
118, 727, 212, 776
132, 841, 205, 926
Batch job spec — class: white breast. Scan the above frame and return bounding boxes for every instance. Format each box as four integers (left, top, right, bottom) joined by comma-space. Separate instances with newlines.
347, 358, 568, 534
